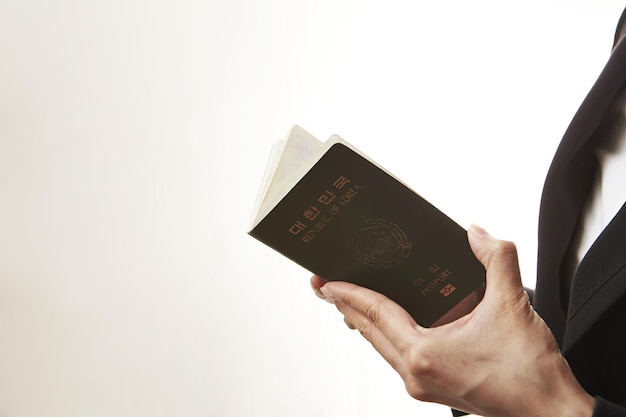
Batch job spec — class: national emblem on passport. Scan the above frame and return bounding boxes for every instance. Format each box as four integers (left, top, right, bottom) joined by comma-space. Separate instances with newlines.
347, 219, 412, 269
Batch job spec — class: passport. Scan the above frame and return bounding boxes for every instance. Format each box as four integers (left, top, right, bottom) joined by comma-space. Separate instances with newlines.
248, 126, 485, 327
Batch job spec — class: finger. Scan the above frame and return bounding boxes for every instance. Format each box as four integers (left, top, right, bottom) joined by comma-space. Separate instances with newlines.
310, 275, 329, 301
320, 281, 423, 352
467, 225, 524, 299
334, 299, 405, 373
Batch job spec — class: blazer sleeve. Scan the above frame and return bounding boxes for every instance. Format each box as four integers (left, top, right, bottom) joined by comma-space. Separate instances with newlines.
593, 397, 626, 417
450, 397, 626, 417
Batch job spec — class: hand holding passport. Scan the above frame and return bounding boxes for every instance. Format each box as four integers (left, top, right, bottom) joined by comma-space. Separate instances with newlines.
248, 126, 595, 417
310, 225, 594, 417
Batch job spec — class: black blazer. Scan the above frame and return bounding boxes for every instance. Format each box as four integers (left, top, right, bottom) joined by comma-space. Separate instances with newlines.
535, 7, 626, 415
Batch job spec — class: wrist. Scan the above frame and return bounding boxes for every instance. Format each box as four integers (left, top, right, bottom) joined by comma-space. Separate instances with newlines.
533, 354, 595, 417
558, 389, 595, 417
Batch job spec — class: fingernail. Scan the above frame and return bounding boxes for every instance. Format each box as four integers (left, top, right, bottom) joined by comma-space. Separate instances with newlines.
469, 224, 489, 238
320, 286, 336, 303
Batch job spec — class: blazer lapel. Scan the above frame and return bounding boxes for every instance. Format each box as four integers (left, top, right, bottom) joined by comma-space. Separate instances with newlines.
562, 202, 626, 353
535, 15, 626, 345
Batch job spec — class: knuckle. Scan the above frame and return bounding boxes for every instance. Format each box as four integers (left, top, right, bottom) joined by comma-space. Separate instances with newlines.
343, 317, 356, 330
405, 345, 435, 379
355, 316, 374, 338
364, 300, 383, 324
492, 239, 518, 258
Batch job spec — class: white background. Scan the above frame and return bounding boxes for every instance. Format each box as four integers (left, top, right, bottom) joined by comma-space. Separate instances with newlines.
1, 1, 624, 416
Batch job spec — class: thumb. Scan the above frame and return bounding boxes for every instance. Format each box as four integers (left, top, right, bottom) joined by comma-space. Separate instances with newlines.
467, 224, 524, 299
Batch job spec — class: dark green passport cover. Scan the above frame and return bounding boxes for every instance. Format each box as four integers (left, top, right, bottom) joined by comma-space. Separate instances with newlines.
249, 138, 485, 327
